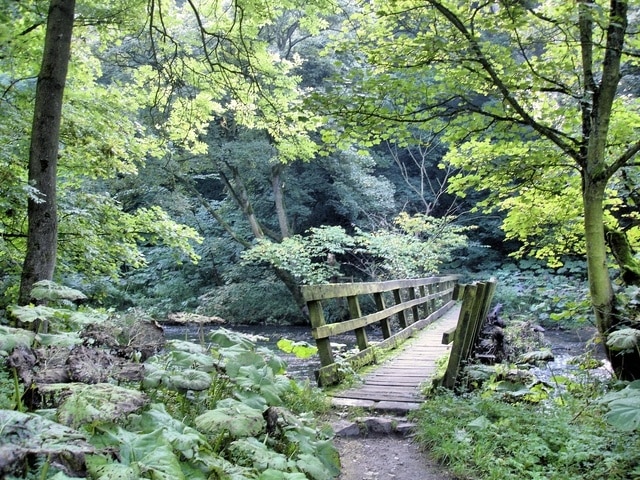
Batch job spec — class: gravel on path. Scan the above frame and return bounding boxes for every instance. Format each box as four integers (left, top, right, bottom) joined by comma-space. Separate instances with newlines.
334, 435, 456, 480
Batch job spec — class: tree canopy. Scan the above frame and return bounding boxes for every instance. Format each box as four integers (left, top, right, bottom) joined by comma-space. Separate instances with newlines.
2, 0, 640, 375
315, 0, 640, 378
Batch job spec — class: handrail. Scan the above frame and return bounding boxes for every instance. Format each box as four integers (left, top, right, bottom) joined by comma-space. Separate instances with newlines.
302, 275, 460, 386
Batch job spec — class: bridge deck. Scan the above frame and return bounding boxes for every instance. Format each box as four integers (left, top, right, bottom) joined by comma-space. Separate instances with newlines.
329, 303, 461, 414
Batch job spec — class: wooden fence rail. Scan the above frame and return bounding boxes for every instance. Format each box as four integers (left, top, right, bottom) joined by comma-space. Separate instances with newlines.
302, 275, 460, 386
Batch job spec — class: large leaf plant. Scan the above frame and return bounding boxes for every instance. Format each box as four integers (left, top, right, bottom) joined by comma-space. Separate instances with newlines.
1, 288, 339, 479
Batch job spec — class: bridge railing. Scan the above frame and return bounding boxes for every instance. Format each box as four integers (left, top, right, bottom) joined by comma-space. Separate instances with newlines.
440, 279, 498, 388
302, 275, 460, 386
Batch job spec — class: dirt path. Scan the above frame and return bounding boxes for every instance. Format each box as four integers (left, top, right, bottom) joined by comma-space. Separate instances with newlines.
329, 413, 456, 480
334, 435, 455, 480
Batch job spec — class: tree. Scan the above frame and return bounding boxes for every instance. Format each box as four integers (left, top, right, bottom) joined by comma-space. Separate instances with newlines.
0, 1, 202, 308
18, 0, 76, 305
318, 1, 640, 378
127, 0, 345, 313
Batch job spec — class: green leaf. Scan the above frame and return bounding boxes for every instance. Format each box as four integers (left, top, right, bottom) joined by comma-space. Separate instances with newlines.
165, 349, 216, 371
296, 453, 333, 480
259, 471, 308, 480
230, 438, 291, 471
234, 390, 268, 410
606, 328, 640, 351
165, 339, 208, 354
209, 328, 256, 350
604, 398, 640, 431
195, 399, 265, 439
30, 280, 88, 302
86, 456, 141, 480
91, 427, 185, 479
50, 472, 86, 480
137, 442, 185, 480
277, 339, 318, 359
0, 409, 94, 475
467, 415, 493, 431
601, 380, 640, 431
134, 404, 207, 460
8, 305, 58, 324
36, 332, 83, 347
221, 348, 267, 378
166, 369, 212, 391
0, 326, 35, 353
56, 383, 148, 428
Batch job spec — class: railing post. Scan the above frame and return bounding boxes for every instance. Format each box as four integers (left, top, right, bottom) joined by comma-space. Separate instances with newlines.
453, 282, 464, 300
347, 295, 368, 351
308, 300, 334, 367
442, 279, 497, 389
373, 292, 392, 339
393, 288, 408, 329
443, 284, 478, 388
409, 287, 419, 323
419, 285, 427, 317
428, 283, 437, 313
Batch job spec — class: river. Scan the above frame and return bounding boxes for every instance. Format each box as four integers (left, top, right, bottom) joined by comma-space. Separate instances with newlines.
162, 323, 385, 382
162, 323, 610, 384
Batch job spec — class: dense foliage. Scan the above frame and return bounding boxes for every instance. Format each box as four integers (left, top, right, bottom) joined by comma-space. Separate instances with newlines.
1, 1, 640, 477
414, 385, 640, 480
316, 0, 640, 378
0, 283, 337, 479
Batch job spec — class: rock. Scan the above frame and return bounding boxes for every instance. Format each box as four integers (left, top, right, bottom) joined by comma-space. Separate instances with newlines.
332, 419, 362, 437
395, 422, 417, 437
363, 417, 394, 435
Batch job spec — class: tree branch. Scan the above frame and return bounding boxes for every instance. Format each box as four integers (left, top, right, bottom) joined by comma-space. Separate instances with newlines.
426, 1, 581, 162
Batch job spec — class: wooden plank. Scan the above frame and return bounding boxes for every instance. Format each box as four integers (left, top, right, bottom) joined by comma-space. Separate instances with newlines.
442, 326, 457, 344
324, 304, 461, 399
364, 378, 423, 385
334, 390, 419, 401
363, 383, 423, 388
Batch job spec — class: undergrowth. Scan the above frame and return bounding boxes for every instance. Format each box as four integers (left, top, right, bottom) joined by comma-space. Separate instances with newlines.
0, 282, 338, 479
413, 380, 640, 479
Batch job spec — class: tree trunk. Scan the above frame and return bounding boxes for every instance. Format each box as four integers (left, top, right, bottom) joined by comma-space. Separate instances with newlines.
584, 177, 640, 379
18, 0, 76, 305
579, 0, 639, 379
606, 227, 640, 285
271, 164, 290, 238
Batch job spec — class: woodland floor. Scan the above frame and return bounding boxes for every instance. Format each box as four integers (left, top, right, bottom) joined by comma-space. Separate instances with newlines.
331, 325, 604, 480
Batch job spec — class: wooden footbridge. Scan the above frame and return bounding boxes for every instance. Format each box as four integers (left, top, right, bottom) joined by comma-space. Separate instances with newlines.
302, 276, 496, 413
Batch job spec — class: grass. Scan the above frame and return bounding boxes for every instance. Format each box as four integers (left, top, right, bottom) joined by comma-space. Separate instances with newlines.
411, 379, 640, 480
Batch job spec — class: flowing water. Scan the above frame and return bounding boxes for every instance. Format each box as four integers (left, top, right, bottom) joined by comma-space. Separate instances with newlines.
530, 326, 612, 381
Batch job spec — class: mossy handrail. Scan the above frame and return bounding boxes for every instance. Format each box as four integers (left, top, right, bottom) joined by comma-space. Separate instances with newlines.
301, 275, 460, 386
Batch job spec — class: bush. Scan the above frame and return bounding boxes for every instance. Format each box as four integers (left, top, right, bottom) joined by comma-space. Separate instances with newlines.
197, 277, 303, 325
